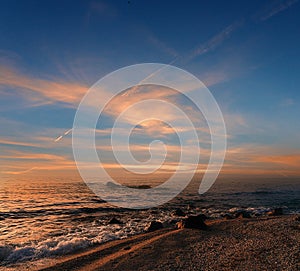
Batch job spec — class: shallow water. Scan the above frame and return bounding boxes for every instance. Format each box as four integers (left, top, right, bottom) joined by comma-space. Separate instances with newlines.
0, 176, 299, 267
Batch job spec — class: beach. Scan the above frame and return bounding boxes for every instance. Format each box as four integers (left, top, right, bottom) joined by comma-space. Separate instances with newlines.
33, 215, 300, 271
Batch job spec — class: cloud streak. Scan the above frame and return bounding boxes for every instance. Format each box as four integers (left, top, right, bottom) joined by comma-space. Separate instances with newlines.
54, 128, 73, 142
148, 34, 178, 58
255, 0, 299, 21
0, 65, 88, 106
186, 20, 244, 62
0, 138, 42, 148
0, 150, 76, 175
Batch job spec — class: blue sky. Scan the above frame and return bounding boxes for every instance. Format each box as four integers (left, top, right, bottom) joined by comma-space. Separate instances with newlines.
0, 0, 300, 178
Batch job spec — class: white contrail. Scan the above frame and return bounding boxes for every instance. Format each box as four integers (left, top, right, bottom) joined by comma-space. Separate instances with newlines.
186, 20, 243, 62
121, 21, 242, 98
121, 57, 179, 97
54, 128, 73, 142
259, 0, 298, 21
64, 128, 73, 136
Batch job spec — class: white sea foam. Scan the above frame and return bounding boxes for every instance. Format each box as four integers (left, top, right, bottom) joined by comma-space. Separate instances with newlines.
0, 211, 175, 265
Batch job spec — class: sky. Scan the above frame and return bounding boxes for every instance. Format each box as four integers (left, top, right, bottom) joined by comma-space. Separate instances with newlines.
0, 0, 300, 180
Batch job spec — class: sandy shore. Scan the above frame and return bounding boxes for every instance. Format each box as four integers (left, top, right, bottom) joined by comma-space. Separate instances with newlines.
32, 215, 300, 271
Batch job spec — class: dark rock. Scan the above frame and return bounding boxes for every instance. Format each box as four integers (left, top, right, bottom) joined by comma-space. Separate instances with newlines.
0, 245, 13, 261
267, 208, 283, 216
235, 210, 251, 219
166, 219, 179, 226
146, 221, 163, 232
127, 184, 152, 189
106, 181, 122, 188
173, 208, 186, 217
108, 217, 123, 224
197, 214, 208, 221
159, 219, 179, 229
223, 213, 234, 220
294, 216, 300, 222
187, 204, 195, 210
150, 210, 159, 214
177, 214, 207, 230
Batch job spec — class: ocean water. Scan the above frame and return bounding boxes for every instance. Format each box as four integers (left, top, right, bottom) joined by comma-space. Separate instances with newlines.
0, 176, 299, 269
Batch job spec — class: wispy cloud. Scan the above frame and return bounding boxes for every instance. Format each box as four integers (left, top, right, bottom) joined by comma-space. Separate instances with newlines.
280, 98, 295, 107
255, 153, 300, 167
104, 85, 179, 123
216, 144, 300, 176
0, 150, 67, 161
0, 121, 74, 150
85, 1, 118, 26
148, 34, 178, 58
0, 138, 41, 148
186, 20, 244, 62
254, 0, 299, 21
0, 64, 88, 106
2, 167, 38, 175
0, 150, 76, 175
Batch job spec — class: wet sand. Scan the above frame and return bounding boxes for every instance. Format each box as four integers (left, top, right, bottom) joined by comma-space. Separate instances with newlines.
35, 215, 300, 271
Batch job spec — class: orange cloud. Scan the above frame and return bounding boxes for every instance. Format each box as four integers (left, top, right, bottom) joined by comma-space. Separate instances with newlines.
222, 144, 300, 176
0, 151, 76, 175
0, 64, 88, 105
0, 151, 67, 161
0, 138, 41, 147
255, 154, 300, 167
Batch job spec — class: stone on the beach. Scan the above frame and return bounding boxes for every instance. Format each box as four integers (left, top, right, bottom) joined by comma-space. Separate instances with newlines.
146, 221, 163, 232
187, 203, 195, 210
235, 210, 251, 219
0, 245, 13, 261
267, 208, 283, 216
223, 213, 234, 220
173, 208, 186, 217
294, 216, 300, 221
177, 214, 207, 230
108, 217, 123, 224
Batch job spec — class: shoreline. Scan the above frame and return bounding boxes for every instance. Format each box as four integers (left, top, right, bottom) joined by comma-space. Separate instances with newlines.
14, 214, 298, 271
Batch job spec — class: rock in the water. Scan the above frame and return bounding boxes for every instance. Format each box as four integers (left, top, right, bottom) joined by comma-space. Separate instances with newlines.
267, 208, 283, 216
106, 181, 122, 188
235, 210, 251, 219
146, 221, 163, 232
173, 208, 186, 217
127, 184, 152, 189
177, 214, 207, 230
108, 217, 123, 224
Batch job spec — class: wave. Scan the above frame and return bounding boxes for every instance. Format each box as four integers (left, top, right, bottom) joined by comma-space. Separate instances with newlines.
0, 237, 94, 264
0, 206, 119, 220
1, 205, 299, 266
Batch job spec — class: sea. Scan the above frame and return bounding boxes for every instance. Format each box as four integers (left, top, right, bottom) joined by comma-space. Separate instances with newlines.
0, 176, 299, 270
